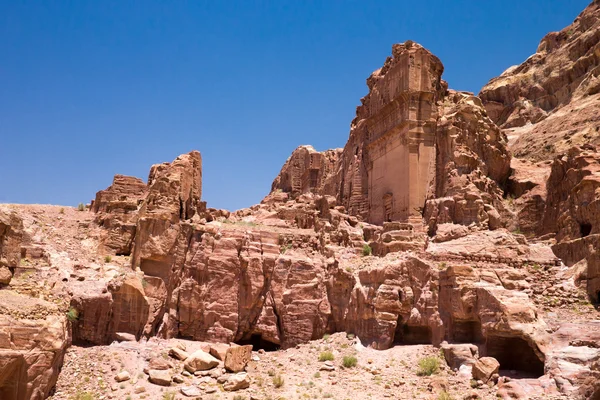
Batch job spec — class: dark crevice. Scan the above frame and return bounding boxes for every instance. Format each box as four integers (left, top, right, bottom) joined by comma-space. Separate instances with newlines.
581, 223, 592, 237
236, 334, 280, 352
484, 336, 544, 377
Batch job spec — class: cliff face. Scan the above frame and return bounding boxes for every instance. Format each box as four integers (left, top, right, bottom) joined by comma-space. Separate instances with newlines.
480, 0, 600, 160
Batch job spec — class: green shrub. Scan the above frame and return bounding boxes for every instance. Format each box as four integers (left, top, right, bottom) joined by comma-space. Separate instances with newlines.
71, 392, 94, 400
318, 351, 334, 362
322, 333, 330, 340
438, 391, 453, 400
342, 355, 358, 368
417, 356, 440, 376
272, 374, 284, 388
104, 255, 112, 263
66, 307, 79, 322
77, 203, 85, 211
362, 244, 372, 256
162, 392, 176, 400
233, 396, 246, 400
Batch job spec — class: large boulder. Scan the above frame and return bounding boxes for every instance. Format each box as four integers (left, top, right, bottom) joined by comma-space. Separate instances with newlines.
472, 357, 500, 383
224, 344, 252, 373
183, 350, 219, 373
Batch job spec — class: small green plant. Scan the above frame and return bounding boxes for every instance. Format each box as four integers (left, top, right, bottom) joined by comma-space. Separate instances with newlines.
438, 391, 453, 400
280, 243, 292, 254
104, 255, 112, 263
125, 396, 131, 400
66, 307, 79, 322
267, 369, 276, 377
141, 278, 148, 289
77, 203, 85, 211
313, 371, 320, 378
319, 351, 334, 362
362, 244, 372, 256
233, 395, 246, 400
417, 356, 440, 376
71, 392, 94, 400
438, 262, 447, 270
470, 379, 479, 388
162, 392, 176, 400
322, 333, 330, 340
342, 355, 358, 368
59, 208, 65, 214
272, 374, 285, 388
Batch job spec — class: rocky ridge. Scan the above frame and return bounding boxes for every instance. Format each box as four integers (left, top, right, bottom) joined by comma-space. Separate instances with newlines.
0, 4, 600, 400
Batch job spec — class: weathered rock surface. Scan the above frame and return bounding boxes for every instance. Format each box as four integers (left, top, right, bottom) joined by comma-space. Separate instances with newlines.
270, 145, 341, 199
183, 350, 219, 373
0, 211, 23, 285
224, 344, 252, 372
0, 291, 67, 400
472, 357, 500, 383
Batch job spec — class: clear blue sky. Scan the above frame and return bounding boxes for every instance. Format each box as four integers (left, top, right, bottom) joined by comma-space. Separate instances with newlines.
1, 0, 591, 210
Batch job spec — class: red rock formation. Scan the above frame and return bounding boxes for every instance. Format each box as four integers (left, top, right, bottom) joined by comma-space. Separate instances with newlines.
480, 0, 600, 160
541, 145, 600, 302
0, 291, 68, 400
0, 211, 23, 285
480, 1, 600, 129
92, 174, 147, 255
424, 91, 511, 234
270, 145, 341, 199
269, 43, 511, 235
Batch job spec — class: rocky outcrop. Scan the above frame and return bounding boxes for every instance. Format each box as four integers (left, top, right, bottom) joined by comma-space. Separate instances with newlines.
0, 291, 67, 400
270, 145, 341, 199
541, 146, 600, 301
480, 1, 600, 129
329, 41, 446, 224
269, 42, 511, 235
423, 91, 511, 234
92, 175, 147, 255
0, 211, 23, 285
480, 1, 600, 160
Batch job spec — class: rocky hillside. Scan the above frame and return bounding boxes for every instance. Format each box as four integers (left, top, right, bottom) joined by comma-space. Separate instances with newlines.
1, 3, 600, 400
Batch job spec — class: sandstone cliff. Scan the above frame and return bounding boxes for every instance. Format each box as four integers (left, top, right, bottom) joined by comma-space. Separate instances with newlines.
480, 0, 600, 160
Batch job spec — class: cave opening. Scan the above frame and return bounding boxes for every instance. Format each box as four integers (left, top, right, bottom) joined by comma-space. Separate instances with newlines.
451, 320, 483, 343
484, 336, 544, 377
581, 223, 592, 238
236, 334, 280, 352
393, 316, 432, 345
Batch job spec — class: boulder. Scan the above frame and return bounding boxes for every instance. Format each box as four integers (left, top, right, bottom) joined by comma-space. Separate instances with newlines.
180, 385, 202, 397
441, 343, 478, 369
169, 346, 189, 361
223, 372, 250, 391
148, 369, 172, 386
183, 350, 219, 373
224, 344, 252, 372
472, 357, 500, 383
209, 343, 230, 361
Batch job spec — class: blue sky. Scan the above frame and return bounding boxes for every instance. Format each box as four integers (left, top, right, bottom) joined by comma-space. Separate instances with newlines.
1, 0, 591, 210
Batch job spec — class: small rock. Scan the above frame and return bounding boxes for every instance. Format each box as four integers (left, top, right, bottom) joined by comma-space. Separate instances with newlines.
169, 346, 190, 361
148, 369, 172, 386
223, 372, 250, 391
114, 332, 137, 342
172, 374, 184, 383
134, 386, 146, 394
114, 371, 130, 382
180, 385, 202, 397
